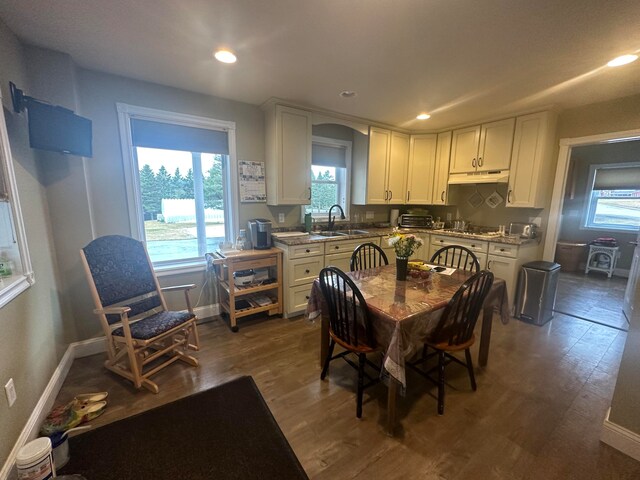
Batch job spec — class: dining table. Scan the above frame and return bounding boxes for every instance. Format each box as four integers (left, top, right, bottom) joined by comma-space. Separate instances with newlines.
306, 264, 510, 435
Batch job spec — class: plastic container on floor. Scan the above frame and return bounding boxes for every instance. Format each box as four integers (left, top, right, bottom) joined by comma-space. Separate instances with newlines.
16, 437, 55, 480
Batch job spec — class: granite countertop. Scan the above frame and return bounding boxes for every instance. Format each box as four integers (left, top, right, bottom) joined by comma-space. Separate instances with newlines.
272, 227, 538, 246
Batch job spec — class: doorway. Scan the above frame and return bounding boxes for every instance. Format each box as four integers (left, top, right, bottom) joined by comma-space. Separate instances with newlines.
544, 130, 640, 330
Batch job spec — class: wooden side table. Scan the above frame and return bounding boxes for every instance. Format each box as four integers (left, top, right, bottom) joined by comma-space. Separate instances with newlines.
207, 248, 283, 331
585, 245, 619, 278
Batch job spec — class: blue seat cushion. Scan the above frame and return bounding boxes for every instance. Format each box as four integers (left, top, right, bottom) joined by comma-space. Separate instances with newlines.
112, 311, 195, 340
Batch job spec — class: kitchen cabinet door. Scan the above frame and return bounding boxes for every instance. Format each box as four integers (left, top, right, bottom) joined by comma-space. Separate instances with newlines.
507, 111, 556, 208
387, 132, 410, 204
265, 105, 312, 205
366, 127, 391, 204
487, 254, 518, 301
478, 118, 515, 172
450, 125, 481, 174
406, 134, 437, 204
432, 131, 452, 205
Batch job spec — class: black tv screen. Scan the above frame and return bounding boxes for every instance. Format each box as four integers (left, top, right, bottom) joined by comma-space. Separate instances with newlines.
27, 100, 93, 157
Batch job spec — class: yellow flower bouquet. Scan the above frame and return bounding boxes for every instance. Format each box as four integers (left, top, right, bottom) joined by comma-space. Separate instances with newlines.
387, 229, 424, 259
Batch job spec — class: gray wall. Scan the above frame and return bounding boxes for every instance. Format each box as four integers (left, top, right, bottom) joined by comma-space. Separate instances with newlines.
0, 21, 66, 463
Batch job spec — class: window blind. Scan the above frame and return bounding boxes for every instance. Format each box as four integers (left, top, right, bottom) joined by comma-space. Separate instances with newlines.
312, 143, 346, 168
593, 165, 640, 190
131, 119, 229, 155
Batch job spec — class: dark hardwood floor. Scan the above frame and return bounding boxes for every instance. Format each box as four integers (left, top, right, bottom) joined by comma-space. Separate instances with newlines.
56, 312, 640, 479
555, 271, 629, 330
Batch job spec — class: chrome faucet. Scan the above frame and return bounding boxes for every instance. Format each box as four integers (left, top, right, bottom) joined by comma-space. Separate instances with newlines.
327, 204, 345, 231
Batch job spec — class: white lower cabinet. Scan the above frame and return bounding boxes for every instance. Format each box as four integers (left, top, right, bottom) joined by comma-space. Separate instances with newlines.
429, 235, 489, 269
277, 236, 380, 317
486, 243, 539, 310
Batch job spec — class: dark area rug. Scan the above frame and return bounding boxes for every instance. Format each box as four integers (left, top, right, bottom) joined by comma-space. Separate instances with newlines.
59, 376, 308, 479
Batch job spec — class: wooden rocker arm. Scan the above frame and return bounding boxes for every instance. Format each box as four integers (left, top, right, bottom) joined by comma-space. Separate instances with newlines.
161, 284, 196, 292
94, 306, 132, 315
161, 284, 196, 314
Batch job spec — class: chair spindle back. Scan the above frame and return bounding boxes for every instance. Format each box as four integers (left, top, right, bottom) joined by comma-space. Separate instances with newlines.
350, 242, 389, 271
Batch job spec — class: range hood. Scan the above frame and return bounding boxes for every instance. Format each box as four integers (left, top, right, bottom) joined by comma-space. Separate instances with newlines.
448, 171, 510, 185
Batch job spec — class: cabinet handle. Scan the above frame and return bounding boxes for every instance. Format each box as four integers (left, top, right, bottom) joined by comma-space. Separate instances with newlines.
334, 246, 339, 250
308, 187, 312, 200
384, 190, 388, 200
305, 249, 310, 253
305, 269, 310, 274
487, 260, 492, 269
441, 191, 445, 201
507, 190, 513, 203
305, 295, 310, 300
500, 248, 505, 252
471, 244, 476, 248
407, 191, 410, 202
389, 190, 393, 201
472, 158, 476, 168
478, 157, 483, 167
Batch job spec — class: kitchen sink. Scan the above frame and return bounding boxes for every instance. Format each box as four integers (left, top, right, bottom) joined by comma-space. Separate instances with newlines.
316, 231, 345, 237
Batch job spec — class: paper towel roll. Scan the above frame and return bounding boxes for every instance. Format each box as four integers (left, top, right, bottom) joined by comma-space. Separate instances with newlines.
389, 209, 399, 226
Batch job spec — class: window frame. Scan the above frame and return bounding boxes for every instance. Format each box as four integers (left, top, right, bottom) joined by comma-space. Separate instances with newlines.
0, 100, 34, 308
304, 135, 352, 221
581, 162, 640, 233
117, 103, 238, 274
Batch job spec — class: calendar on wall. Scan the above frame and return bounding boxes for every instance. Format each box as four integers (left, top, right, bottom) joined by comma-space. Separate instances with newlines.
238, 160, 266, 202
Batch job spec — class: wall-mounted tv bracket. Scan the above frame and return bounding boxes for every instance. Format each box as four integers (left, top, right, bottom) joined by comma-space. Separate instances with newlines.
9, 82, 34, 113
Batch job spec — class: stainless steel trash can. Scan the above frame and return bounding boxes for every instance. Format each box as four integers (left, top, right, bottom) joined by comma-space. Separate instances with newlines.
515, 261, 561, 325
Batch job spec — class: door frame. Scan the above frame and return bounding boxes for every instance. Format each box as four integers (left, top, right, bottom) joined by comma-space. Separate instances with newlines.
543, 128, 640, 261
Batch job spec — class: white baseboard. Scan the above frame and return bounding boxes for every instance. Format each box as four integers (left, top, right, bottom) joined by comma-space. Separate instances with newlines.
601, 407, 640, 461
0, 344, 76, 480
1, 303, 220, 480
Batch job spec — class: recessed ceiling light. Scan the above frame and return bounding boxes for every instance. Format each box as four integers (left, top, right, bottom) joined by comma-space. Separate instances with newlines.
214, 49, 237, 64
607, 54, 638, 67
416, 113, 431, 120
339, 91, 357, 98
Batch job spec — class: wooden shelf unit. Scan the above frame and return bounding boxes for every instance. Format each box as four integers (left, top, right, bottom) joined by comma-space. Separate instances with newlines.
208, 248, 283, 331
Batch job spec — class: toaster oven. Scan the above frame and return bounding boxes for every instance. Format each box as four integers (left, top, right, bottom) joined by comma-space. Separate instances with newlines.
398, 214, 433, 228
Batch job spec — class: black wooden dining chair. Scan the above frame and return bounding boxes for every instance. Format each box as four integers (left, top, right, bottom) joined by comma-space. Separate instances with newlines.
318, 266, 380, 418
408, 270, 494, 414
350, 242, 389, 271
430, 245, 480, 272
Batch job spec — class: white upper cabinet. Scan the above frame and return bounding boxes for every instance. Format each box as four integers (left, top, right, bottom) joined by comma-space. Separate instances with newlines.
432, 131, 452, 205
361, 127, 409, 204
507, 111, 557, 208
406, 134, 437, 204
388, 131, 410, 204
264, 104, 312, 205
450, 118, 515, 174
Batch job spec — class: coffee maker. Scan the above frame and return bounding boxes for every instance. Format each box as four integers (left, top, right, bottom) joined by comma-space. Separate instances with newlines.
247, 219, 272, 250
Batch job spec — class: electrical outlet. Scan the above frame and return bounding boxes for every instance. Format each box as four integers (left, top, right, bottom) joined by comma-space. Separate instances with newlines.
278, 213, 285, 223
5, 378, 16, 407
365, 211, 374, 220
446, 213, 452, 221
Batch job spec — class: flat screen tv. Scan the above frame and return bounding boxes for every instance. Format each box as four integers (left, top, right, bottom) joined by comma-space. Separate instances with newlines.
27, 99, 93, 157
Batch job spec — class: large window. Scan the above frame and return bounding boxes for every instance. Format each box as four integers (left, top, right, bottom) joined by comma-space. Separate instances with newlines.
118, 104, 237, 271
583, 163, 640, 232
304, 136, 351, 219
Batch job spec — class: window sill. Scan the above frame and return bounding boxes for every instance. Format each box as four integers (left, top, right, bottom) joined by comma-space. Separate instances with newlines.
580, 225, 639, 234
153, 259, 207, 277
0, 273, 34, 309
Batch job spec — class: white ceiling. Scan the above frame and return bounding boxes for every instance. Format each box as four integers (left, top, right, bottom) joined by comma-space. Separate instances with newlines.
1, 0, 640, 130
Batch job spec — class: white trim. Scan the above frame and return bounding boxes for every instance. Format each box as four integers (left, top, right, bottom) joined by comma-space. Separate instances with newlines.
0, 89, 34, 311
543, 128, 640, 261
0, 344, 75, 480
601, 407, 640, 461
0, 302, 219, 479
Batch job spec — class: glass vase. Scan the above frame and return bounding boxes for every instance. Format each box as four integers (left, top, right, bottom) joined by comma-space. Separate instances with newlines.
396, 256, 408, 281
